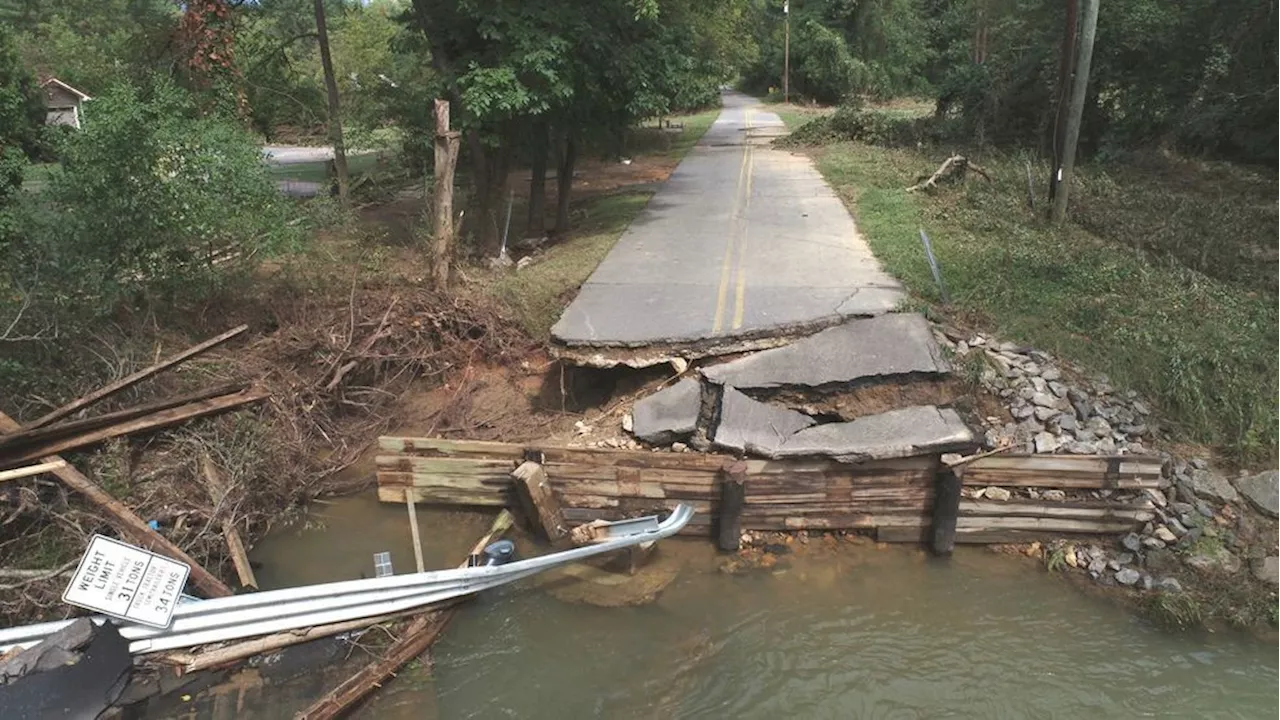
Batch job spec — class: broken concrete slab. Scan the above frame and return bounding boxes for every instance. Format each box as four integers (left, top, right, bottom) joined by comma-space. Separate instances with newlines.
712, 387, 815, 456
768, 406, 974, 462
701, 313, 950, 389
629, 378, 702, 444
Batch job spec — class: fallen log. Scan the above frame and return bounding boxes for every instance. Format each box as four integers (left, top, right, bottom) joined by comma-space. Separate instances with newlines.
0, 411, 232, 598
24, 325, 249, 430
2, 387, 269, 467
296, 510, 515, 720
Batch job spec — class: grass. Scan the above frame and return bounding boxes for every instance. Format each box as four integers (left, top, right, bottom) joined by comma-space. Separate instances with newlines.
777, 109, 1278, 462
493, 109, 719, 339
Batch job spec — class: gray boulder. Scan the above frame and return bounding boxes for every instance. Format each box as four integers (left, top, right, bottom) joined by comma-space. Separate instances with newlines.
1252, 557, 1279, 586
1189, 468, 1239, 504
1231, 470, 1278, 518
1115, 568, 1141, 586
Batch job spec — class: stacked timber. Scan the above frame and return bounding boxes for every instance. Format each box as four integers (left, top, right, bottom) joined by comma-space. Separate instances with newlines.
376, 437, 937, 536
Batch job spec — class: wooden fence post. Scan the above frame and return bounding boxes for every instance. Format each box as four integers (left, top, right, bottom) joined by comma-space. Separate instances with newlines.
931, 465, 963, 556
431, 99, 461, 289
717, 461, 747, 552
511, 461, 567, 543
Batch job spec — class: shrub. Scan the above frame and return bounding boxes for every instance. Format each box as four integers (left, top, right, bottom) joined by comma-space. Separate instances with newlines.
22, 81, 300, 313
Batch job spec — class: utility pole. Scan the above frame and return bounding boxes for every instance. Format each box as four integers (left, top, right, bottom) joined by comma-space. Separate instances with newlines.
783, 1, 790, 103
1048, 0, 1079, 206
1049, 0, 1099, 223
314, 0, 350, 207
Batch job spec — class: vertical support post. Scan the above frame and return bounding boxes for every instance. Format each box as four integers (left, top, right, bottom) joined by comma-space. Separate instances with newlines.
932, 465, 963, 556
783, 2, 790, 104
406, 492, 425, 573
431, 99, 461, 289
511, 461, 567, 543
717, 461, 747, 552
1050, 0, 1100, 223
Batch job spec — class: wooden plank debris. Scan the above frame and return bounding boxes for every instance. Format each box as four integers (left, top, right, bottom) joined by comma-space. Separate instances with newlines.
0, 460, 67, 483
511, 461, 567, 543
2, 387, 269, 467
0, 411, 232, 598
24, 325, 249, 430
200, 454, 258, 591
0, 383, 246, 453
296, 510, 515, 720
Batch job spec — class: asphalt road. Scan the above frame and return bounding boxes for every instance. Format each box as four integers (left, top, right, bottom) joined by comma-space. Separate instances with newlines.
552, 91, 903, 358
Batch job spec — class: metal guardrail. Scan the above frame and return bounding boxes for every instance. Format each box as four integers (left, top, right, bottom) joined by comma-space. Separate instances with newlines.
0, 505, 694, 655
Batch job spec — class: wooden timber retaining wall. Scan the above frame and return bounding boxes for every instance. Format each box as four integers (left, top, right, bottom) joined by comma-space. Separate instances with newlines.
375, 438, 1163, 544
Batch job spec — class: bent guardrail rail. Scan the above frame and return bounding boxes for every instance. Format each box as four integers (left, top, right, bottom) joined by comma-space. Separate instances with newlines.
0, 504, 694, 654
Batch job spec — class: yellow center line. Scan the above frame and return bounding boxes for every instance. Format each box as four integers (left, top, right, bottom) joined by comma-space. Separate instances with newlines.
711, 107, 753, 334
731, 142, 755, 330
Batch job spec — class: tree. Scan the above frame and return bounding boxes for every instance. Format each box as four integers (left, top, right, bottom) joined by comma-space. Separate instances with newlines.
314, 0, 351, 206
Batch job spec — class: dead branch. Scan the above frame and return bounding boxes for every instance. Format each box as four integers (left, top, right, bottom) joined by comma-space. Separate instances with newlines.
906, 155, 992, 192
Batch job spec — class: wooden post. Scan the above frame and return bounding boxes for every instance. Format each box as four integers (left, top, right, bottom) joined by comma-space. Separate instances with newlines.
511, 461, 567, 543
717, 461, 747, 552
406, 493, 425, 573
783, 2, 790, 103
431, 99, 461, 289
1049, 0, 1100, 223
0, 411, 232, 598
931, 465, 963, 556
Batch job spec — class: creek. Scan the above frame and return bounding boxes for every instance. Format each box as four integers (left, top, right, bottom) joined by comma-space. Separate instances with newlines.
226, 495, 1278, 719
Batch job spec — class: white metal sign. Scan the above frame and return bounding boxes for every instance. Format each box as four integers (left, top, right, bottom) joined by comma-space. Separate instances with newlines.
62, 535, 190, 628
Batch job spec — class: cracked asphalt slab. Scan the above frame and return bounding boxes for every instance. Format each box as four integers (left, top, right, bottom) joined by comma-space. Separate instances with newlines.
551, 91, 904, 364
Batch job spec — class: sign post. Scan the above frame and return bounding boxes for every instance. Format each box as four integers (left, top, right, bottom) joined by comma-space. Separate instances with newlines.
62, 535, 191, 629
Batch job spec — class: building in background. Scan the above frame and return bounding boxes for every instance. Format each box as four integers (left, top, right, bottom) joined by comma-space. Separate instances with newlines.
41, 78, 91, 129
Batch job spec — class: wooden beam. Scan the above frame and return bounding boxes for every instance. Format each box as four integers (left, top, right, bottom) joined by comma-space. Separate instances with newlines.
297, 511, 514, 720
2, 387, 269, 466
717, 461, 746, 552
24, 325, 249, 430
0, 460, 67, 483
0, 410, 232, 598
959, 499, 1154, 522
200, 454, 258, 591
511, 461, 567, 543
0, 383, 246, 452
931, 466, 962, 556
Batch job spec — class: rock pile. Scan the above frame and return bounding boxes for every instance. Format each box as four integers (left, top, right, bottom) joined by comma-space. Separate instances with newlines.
936, 331, 1155, 456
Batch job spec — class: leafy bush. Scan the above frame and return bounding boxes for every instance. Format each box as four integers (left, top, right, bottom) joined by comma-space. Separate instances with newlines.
19, 81, 301, 313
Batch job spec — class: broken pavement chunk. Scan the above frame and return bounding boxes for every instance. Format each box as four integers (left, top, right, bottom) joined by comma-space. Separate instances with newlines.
770, 406, 974, 462
712, 387, 816, 456
629, 377, 702, 444
700, 313, 950, 389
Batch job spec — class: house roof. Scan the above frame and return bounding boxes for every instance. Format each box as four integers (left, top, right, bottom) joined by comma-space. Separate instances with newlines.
41, 78, 91, 101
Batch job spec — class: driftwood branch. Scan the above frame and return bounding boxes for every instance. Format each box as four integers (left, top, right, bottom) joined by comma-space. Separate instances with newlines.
906, 155, 992, 193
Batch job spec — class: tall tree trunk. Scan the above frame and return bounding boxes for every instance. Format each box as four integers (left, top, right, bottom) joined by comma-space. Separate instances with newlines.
527, 122, 549, 237
314, 0, 349, 207
553, 131, 577, 236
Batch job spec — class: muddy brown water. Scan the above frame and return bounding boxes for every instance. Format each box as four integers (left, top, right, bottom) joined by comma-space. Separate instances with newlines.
186, 496, 1278, 719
